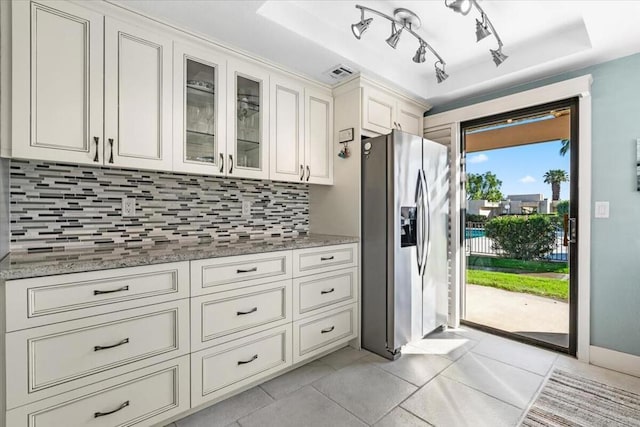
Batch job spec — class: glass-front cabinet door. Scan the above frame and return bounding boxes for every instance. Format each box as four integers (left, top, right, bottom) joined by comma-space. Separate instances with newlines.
227, 59, 270, 180
173, 43, 226, 175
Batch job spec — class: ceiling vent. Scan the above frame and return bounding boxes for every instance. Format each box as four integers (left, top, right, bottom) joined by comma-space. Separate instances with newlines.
324, 64, 356, 81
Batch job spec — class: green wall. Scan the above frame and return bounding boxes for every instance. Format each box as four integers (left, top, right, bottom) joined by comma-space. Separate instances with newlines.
429, 53, 640, 357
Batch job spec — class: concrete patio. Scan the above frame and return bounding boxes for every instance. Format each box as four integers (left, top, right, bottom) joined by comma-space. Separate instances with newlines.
464, 284, 569, 348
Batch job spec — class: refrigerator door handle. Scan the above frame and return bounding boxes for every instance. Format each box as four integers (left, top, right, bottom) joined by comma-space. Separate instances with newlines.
415, 171, 425, 274
420, 169, 430, 276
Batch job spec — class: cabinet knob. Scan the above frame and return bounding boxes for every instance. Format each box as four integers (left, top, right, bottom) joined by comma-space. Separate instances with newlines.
229, 154, 234, 174
306, 166, 310, 182
219, 153, 224, 173
300, 165, 304, 181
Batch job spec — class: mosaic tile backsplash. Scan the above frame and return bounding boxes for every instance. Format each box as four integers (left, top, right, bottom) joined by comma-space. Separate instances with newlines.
10, 160, 309, 252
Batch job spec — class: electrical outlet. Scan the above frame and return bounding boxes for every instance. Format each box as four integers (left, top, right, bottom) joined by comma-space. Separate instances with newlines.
242, 200, 251, 217
122, 196, 137, 217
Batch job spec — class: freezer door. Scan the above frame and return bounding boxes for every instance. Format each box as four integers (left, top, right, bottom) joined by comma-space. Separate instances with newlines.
390, 130, 425, 350
421, 138, 450, 335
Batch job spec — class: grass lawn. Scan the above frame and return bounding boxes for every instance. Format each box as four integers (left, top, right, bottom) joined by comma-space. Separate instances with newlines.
466, 269, 568, 300
467, 256, 569, 274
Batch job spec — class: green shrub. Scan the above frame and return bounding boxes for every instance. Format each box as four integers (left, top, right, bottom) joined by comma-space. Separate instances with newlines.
484, 215, 557, 261
466, 214, 488, 223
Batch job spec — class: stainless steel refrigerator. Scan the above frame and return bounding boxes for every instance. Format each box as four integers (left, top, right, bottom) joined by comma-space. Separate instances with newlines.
361, 130, 449, 360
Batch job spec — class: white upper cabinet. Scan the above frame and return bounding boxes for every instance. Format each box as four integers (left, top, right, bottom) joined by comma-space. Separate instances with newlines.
173, 42, 227, 175
396, 100, 424, 136
361, 83, 426, 137
305, 89, 334, 185
270, 76, 305, 183
270, 77, 333, 186
12, 1, 104, 165
227, 59, 270, 180
104, 17, 173, 170
361, 85, 397, 135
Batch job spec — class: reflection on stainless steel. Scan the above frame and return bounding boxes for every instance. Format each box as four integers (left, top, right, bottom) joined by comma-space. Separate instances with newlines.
361, 130, 449, 360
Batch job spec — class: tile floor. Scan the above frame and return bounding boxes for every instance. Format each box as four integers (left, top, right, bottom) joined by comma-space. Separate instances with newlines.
167, 327, 640, 427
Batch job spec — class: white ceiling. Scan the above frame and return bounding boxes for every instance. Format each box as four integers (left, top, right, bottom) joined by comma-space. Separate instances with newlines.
111, 0, 640, 107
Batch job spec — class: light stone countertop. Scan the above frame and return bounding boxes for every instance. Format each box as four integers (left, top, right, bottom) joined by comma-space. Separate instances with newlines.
0, 234, 359, 281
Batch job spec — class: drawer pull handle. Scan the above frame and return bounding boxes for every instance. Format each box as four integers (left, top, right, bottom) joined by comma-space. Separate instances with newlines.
94, 285, 129, 295
321, 288, 335, 295
94, 338, 130, 352
321, 326, 335, 334
237, 267, 258, 273
238, 354, 258, 365
94, 400, 130, 418
320, 256, 335, 261
237, 307, 258, 316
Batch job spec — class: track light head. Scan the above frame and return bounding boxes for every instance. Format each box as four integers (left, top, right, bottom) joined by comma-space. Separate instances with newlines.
386, 22, 403, 49
412, 43, 426, 63
435, 63, 449, 83
490, 47, 508, 66
475, 15, 491, 41
351, 17, 373, 40
445, 0, 473, 16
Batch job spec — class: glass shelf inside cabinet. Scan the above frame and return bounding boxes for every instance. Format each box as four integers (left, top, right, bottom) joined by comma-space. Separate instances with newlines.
236, 75, 261, 170
185, 59, 216, 165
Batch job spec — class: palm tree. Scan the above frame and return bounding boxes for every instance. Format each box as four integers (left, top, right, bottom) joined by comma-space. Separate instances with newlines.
543, 169, 569, 201
560, 139, 570, 156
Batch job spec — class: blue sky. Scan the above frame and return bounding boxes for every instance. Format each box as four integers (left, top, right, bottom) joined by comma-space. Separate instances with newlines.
466, 140, 571, 200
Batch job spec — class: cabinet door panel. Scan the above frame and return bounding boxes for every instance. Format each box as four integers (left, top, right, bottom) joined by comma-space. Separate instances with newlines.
12, 1, 103, 164
104, 17, 172, 170
396, 101, 424, 136
227, 59, 270, 180
305, 89, 333, 185
173, 42, 227, 175
361, 86, 396, 135
270, 77, 304, 183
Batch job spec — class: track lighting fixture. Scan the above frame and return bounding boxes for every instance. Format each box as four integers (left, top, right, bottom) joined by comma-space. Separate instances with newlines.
445, 0, 507, 66
490, 47, 508, 66
435, 62, 449, 83
351, 5, 448, 84
386, 22, 403, 49
351, 9, 373, 40
475, 14, 491, 42
412, 42, 427, 64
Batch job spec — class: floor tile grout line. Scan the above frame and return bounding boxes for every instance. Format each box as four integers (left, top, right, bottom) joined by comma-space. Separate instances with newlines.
457, 350, 547, 380
309, 383, 374, 426
438, 372, 525, 412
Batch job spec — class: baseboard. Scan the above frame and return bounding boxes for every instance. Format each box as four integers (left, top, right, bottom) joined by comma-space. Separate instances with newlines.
589, 345, 640, 378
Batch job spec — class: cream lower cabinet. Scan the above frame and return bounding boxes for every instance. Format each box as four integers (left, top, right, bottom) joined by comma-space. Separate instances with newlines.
1, 243, 357, 426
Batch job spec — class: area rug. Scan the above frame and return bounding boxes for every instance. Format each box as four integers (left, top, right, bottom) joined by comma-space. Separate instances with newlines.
522, 369, 640, 426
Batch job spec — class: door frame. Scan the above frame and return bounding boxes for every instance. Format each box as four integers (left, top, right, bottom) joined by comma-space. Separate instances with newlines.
424, 75, 592, 362
459, 97, 579, 356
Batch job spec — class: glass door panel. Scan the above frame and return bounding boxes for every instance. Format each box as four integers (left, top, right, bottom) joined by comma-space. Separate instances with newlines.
185, 59, 216, 164
236, 75, 261, 170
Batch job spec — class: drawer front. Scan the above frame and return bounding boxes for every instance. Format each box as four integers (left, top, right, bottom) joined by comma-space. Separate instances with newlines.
192, 280, 292, 351
192, 324, 292, 407
7, 355, 190, 427
293, 304, 358, 363
6, 262, 189, 331
294, 268, 357, 320
6, 300, 189, 409
293, 244, 358, 277
191, 251, 292, 296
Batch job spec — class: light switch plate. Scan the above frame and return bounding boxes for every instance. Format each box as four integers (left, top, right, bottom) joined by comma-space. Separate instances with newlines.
242, 200, 251, 217
595, 201, 609, 218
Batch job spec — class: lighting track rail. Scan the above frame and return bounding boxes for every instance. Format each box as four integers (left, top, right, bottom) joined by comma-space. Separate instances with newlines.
445, 0, 508, 66
351, 5, 449, 83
